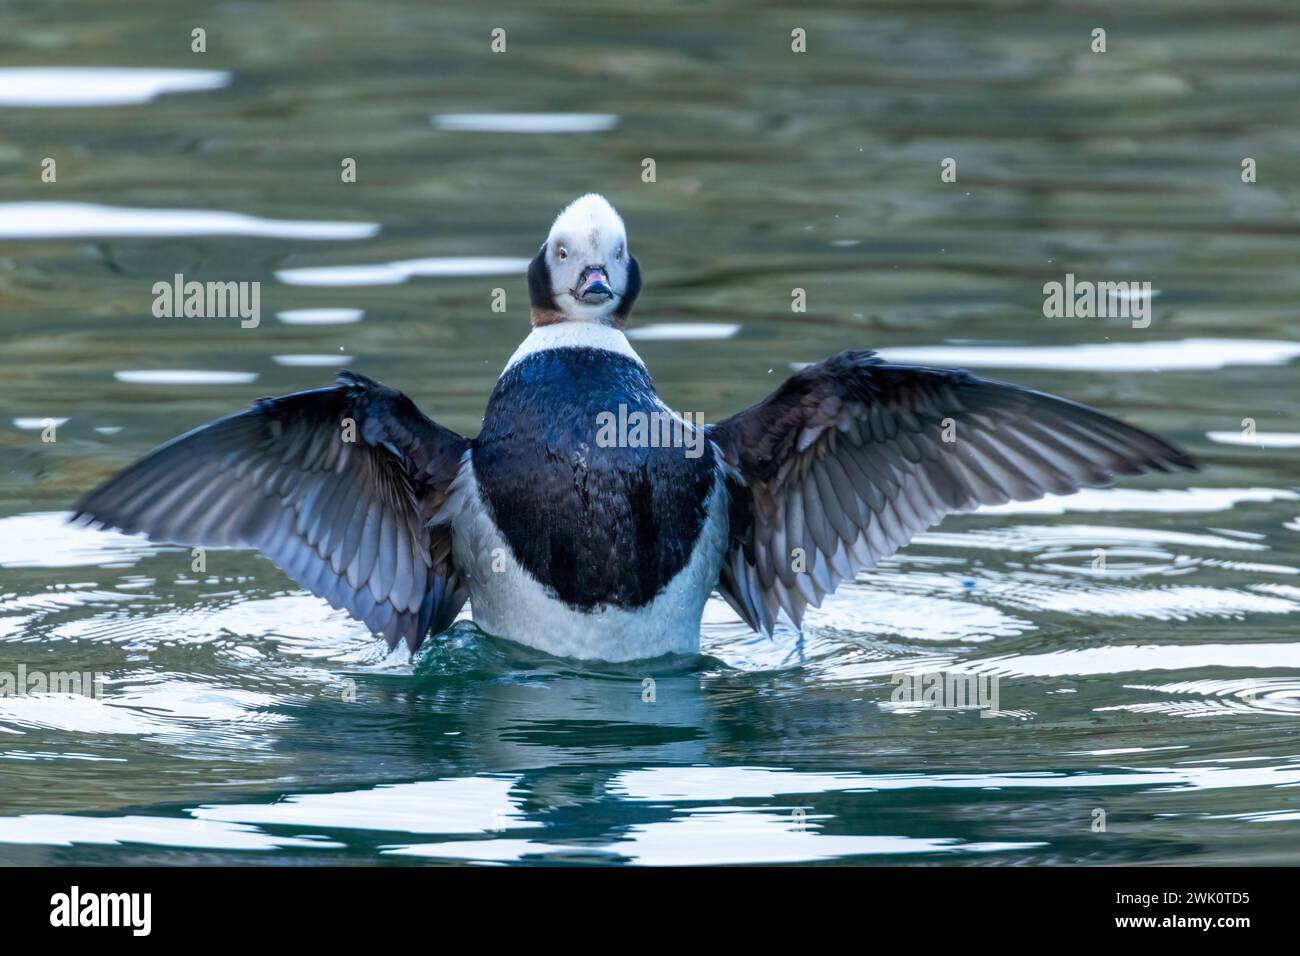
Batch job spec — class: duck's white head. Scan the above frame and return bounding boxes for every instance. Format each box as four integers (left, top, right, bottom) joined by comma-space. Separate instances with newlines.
528, 194, 641, 328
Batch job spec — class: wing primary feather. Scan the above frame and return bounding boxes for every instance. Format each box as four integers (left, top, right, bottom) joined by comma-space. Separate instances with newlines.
74, 377, 470, 653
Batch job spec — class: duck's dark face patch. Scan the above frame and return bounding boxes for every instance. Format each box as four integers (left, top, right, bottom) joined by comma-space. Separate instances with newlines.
527, 245, 558, 312
611, 254, 640, 323
472, 347, 715, 611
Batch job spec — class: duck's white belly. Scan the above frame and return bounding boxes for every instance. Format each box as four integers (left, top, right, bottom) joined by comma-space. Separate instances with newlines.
445, 460, 729, 662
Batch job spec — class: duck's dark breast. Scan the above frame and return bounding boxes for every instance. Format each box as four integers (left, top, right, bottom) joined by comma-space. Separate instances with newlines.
472, 347, 716, 611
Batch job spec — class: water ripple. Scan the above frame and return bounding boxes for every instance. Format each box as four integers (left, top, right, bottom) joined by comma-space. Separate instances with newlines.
113, 370, 257, 385
386, 808, 1042, 865
432, 113, 619, 133
0, 68, 229, 107
276, 309, 364, 325
0, 203, 378, 240
276, 256, 528, 286
872, 338, 1300, 372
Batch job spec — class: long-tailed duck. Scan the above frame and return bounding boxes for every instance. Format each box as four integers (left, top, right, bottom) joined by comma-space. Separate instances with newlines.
75, 194, 1197, 661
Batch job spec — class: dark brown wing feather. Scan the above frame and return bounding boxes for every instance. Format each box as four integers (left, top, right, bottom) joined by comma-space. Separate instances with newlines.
709, 350, 1197, 634
73, 370, 469, 651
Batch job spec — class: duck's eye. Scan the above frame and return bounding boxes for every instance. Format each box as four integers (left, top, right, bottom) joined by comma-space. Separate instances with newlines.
556, 245, 567, 260
615, 244, 624, 260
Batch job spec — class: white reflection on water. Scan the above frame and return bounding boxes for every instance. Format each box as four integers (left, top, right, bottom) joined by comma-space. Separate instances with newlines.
0, 814, 339, 851
50, 594, 369, 656
193, 777, 528, 834
0, 696, 165, 736
2, 755, 1295, 859
272, 354, 353, 366
610, 762, 1300, 799
275, 256, 529, 286
0, 203, 379, 240
627, 323, 741, 341
276, 308, 364, 325
385, 807, 1040, 865
113, 370, 257, 385
917, 524, 1268, 553
868, 338, 1300, 371
0, 513, 163, 569
1208, 809, 1300, 823
0, 68, 230, 107
1207, 431, 1300, 448
432, 113, 619, 133
978, 486, 1297, 516
805, 589, 1033, 643
0, 680, 287, 737
857, 565, 1300, 623
1104, 678, 1300, 718
984, 643, 1300, 677
0, 778, 524, 852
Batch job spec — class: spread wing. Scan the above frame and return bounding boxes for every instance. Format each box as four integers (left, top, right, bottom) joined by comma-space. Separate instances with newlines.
708, 350, 1197, 634
74, 370, 469, 651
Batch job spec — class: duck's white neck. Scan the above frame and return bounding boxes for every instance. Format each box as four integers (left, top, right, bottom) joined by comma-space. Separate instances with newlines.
503, 322, 644, 374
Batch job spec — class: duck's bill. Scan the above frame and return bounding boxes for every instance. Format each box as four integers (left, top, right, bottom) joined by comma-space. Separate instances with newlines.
574, 266, 613, 302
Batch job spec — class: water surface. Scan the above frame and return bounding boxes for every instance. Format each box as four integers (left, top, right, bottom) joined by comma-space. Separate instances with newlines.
1, 0, 1298, 865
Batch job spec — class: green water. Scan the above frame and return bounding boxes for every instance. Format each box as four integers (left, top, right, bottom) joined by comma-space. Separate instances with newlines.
0, 0, 1298, 865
